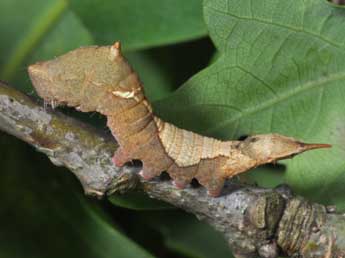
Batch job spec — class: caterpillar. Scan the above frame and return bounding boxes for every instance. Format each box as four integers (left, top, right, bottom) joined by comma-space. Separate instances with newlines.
28, 42, 330, 196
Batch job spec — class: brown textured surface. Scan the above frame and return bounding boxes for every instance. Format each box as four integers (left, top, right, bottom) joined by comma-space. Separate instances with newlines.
28, 42, 331, 196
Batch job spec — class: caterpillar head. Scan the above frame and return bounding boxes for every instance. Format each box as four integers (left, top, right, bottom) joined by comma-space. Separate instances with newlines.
241, 134, 331, 164
28, 42, 140, 112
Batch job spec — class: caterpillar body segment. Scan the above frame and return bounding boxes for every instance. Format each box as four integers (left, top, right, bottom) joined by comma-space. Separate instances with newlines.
28, 42, 331, 197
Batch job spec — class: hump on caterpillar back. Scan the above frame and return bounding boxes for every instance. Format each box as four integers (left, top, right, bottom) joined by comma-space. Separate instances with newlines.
28, 42, 139, 112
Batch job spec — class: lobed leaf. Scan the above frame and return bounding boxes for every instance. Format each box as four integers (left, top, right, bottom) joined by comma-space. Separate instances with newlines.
155, 0, 345, 204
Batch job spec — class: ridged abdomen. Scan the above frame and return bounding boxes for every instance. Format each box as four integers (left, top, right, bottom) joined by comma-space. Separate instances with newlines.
109, 103, 245, 196
153, 117, 247, 196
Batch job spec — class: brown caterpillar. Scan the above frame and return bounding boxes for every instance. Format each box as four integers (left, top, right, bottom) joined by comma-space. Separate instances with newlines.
28, 42, 330, 196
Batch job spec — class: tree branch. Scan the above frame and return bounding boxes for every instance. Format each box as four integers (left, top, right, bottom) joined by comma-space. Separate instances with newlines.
0, 81, 344, 258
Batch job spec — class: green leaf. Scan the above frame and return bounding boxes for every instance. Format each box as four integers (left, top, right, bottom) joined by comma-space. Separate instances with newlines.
0, 133, 155, 258
126, 37, 216, 101
108, 192, 175, 210
126, 51, 174, 101
155, 0, 345, 204
138, 211, 233, 258
0, 0, 67, 81
0, 0, 208, 100
0, 0, 93, 91
240, 166, 286, 188
69, 0, 207, 51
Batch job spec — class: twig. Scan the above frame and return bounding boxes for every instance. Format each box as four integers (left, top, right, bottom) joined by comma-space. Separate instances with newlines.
0, 81, 344, 258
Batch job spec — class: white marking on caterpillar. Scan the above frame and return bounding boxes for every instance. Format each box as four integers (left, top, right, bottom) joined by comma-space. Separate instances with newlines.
112, 87, 142, 99
142, 99, 153, 113
112, 90, 136, 99
154, 117, 164, 132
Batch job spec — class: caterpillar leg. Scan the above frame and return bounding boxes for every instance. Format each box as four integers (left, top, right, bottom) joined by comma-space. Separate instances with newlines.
134, 136, 174, 180
167, 164, 197, 189
172, 180, 187, 189
134, 158, 164, 180
112, 147, 132, 167
205, 177, 225, 197
139, 167, 157, 180
195, 158, 226, 197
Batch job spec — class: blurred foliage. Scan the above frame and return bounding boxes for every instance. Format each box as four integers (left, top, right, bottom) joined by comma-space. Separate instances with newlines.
68, 0, 207, 51
108, 192, 175, 211
0, 0, 212, 101
136, 211, 233, 258
0, 133, 155, 258
1, 0, 345, 257
0, 0, 230, 258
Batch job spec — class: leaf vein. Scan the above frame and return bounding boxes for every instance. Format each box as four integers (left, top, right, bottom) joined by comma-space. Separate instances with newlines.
206, 69, 345, 134
208, 6, 342, 49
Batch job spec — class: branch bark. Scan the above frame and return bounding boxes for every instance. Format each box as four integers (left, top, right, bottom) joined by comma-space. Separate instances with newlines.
0, 81, 344, 258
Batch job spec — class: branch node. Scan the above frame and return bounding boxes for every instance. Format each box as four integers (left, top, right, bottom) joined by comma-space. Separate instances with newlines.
277, 197, 326, 256
274, 184, 294, 200
106, 168, 140, 196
